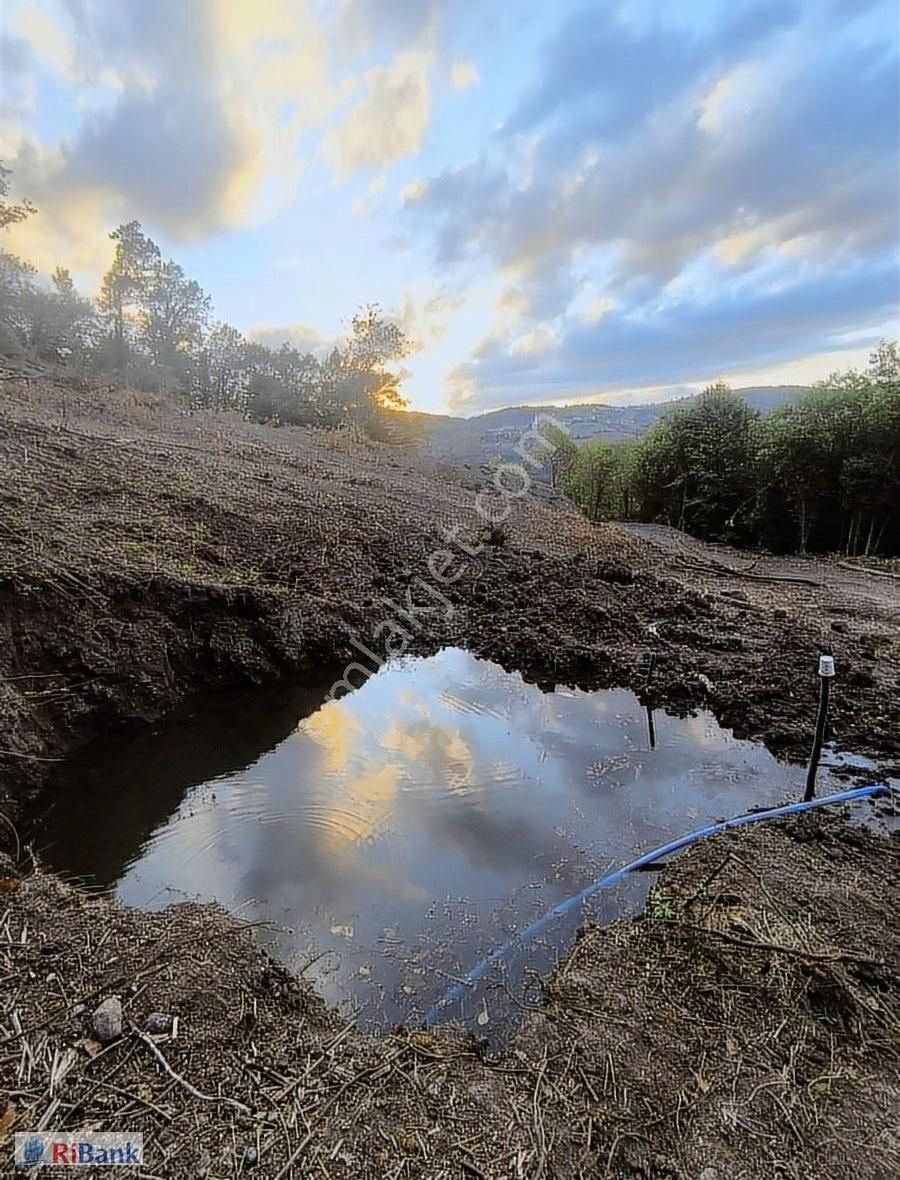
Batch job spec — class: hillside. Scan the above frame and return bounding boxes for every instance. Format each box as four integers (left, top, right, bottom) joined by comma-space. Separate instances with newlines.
402, 386, 808, 468
1, 368, 898, 1179
1, 374, 892, 801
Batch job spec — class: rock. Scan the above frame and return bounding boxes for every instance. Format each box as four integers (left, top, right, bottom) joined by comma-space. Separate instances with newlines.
91, 996, 124, 1042
699, 1169, 719, 1180
243, 1145, 258, 1168
144, 1012, 174, 1035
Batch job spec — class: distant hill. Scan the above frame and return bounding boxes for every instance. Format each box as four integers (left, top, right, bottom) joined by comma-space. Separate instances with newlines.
401, 386, 809, 469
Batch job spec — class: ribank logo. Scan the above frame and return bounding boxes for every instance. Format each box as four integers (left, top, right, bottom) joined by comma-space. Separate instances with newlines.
15, 1132, 143, 1168
20, 1138, 44, 1167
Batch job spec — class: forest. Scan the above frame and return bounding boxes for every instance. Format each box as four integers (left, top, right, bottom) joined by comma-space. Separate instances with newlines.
552, 351, 900, 557
0, 164, 409, 436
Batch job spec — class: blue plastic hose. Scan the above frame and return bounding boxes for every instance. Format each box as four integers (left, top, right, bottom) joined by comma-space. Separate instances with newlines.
425, 782, 888, 1023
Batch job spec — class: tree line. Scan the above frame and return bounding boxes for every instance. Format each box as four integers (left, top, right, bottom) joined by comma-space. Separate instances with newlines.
0, 163, 410, 435
551, 346, 900, 557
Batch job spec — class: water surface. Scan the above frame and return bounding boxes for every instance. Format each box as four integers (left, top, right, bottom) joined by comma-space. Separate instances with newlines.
36, 648, 819, 1030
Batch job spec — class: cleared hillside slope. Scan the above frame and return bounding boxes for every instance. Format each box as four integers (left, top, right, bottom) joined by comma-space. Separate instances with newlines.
1, 370, 896, 814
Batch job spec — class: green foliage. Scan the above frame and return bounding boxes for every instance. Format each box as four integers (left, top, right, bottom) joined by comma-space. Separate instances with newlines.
0, 249, 37, 337
26, 268, 98, 360
241, 306, 410, 433
97, 221, 162, 369
630, 383, 759, 538
96, 222, 211, 377
143, 259, 211, 370
561, 437, 620, 520
0, 162, 35, 230
0, 163, 412, 438
561, 353, 899, 556
0, 163, 38, 341
754, 349, 899, 554
538, 422, 578, 489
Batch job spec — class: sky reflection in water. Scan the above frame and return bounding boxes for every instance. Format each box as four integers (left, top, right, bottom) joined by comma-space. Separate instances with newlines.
38, 649, 807, 1030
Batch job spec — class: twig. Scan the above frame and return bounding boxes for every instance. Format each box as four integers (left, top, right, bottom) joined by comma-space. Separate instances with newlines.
676, 556, 821, 588
271, 1052, 404, 1180
679, 923, 881, 965
837, 560, 900, 581
0, 810, 21, 860
132, 1028, 251, 1118
459, 1152, 489, 1178
297, 948, 340, 975
88, 1076, 174, 1122
0, 749, 61, 762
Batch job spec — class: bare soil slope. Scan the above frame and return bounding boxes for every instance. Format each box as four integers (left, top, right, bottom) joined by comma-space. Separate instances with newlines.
1, 371, 897, 812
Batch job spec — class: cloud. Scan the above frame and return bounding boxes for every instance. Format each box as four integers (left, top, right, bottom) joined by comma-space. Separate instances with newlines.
2, 0, 347, 277
246, 322, 324, 352
503, 0, 797, 140
450, 260, 897, 411
9, 1, 75, 77
401, 178, 428, 204
397, 285, 466, 351
325, 50, 431, 177
331, 0, 493, 61
450, 61, 478, 90
406, 0, 900, 410
331, 0, 439, 59
352, 173, 388, 217
0, 33, 37, 121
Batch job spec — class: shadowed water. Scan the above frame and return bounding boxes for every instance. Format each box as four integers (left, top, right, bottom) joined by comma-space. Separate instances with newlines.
34, 648, 819, 1031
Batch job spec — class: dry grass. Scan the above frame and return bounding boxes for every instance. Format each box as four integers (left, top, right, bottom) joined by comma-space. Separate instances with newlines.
0, 812, 896, 1178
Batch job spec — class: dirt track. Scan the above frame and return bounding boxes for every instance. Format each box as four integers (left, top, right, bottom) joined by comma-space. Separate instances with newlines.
0, 369, 898, 1178
618, 521, 900, 612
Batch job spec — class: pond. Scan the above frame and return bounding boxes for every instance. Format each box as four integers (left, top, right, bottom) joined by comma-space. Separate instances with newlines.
32, 648, 832, 1032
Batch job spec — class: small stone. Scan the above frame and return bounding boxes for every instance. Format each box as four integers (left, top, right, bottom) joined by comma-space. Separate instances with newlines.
74, 1037, 103, 1059
91, 996, 124, 1042
699, 1169, 719, 1180
243, 1145, 258, 1168
144, 1012, 174, 1035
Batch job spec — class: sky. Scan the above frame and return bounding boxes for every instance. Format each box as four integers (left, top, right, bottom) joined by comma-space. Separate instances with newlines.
1, 0, 898, 415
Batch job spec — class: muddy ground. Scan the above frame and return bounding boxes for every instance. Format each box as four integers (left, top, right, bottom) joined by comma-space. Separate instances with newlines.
1, 368, 897, 806
0, 367, 898, 1177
